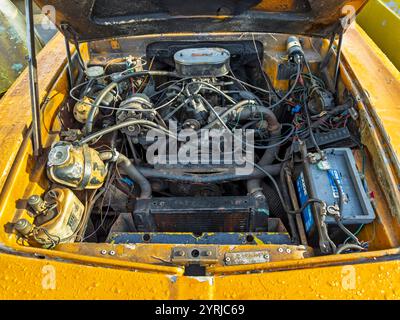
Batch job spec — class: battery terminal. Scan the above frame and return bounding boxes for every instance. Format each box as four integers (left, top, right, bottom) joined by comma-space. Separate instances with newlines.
327, 204, 341, 219
307, 152, 331, 170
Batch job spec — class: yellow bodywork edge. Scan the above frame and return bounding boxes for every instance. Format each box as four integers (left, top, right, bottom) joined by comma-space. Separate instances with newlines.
0, 25, 400, 299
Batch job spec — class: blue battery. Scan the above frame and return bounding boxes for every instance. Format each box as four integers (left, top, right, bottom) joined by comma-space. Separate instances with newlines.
296, 148, 375, 233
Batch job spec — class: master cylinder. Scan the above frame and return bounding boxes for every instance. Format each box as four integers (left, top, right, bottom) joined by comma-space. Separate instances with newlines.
47, 142, 107, 190
14, 188, 85, 248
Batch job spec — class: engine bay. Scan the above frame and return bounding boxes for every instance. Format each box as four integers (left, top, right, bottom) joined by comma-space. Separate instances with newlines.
8, 33, 382, 259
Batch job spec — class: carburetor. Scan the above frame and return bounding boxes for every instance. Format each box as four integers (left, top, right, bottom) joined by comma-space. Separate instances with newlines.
47, 142, 107, 190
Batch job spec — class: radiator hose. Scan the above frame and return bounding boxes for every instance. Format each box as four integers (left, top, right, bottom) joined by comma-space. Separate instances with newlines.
100, 151, 152, 199
246, 116, 282, 199
136, 164, 281, 184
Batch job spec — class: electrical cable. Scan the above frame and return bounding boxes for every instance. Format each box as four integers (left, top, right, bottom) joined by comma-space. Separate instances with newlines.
252, 33, 280, 102
335, 243, 365, 254
78, 119, 178, 145
319, 33, 336, 71
84, 71, 177, 134
252, 162, 326, 216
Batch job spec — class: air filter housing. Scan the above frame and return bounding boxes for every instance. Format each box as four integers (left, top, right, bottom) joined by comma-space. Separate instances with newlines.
174, 48, 230, 77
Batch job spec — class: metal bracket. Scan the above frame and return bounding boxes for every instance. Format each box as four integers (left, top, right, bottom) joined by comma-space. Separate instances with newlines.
224, 250, 270, 266
171, 247, 218, 265
25, 0, 42, 156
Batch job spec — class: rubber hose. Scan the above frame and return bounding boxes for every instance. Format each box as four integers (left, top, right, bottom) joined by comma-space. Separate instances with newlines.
117, 154, 152, 199
262, 182, 288, 226
236, 106, 281, 131
247, 126, 282, 196
135, 164, 281, 184
85, 82, 117, 134
203, 100, 256, 129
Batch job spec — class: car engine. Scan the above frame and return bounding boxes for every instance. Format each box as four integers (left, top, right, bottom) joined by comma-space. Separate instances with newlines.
12, 37, 375, 255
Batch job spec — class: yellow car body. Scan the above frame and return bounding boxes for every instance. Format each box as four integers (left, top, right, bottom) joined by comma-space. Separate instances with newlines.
0, 1, 400, 300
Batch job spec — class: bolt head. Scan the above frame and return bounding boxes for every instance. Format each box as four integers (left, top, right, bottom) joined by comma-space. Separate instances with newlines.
28, 195, 40, 204
175, 250, 185, 257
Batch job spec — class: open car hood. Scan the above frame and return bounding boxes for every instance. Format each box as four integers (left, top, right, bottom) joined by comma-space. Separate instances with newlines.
36, 0, 368, 42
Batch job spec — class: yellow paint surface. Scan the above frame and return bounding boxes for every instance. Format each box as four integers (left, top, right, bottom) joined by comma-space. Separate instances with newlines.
0, 23, 399, 299
0, 33, 67, 192
343, 24, 400, 157
358, 0, 400, 70
0, 251, 400, 300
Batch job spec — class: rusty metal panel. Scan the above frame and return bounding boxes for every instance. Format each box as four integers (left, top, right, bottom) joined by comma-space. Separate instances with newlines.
34, 0, 367, 40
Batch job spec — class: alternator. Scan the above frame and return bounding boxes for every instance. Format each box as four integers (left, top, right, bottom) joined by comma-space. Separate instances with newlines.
116, 94, 156, 137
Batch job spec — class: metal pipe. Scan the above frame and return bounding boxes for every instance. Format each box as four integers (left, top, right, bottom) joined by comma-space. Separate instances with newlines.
25, 0, 42, 156
64, 35, 74, 90
333, 32, 344, 93
284, 168, 308, 246
279, 163, 300, 244
319, 32, 336, 71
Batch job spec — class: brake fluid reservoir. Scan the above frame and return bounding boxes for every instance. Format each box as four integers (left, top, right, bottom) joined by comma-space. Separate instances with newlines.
15, 188, 85, 248
35, 188, 85, 243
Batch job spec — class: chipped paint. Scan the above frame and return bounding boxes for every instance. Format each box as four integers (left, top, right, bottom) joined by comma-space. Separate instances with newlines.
0, 251, 400, 299
189, 276, 215, 285
167, 275, 178, 283
124, 244, 136, 250
0, 15, 400, 299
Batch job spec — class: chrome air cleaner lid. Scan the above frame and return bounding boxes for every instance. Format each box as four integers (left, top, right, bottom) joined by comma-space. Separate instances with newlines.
174, 48, 230, 78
